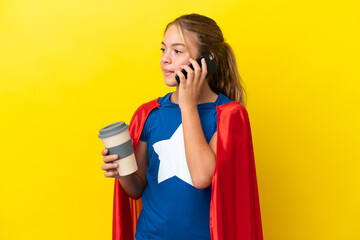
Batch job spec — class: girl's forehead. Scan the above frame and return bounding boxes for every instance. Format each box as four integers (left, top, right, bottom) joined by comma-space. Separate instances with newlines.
163, 25, 197, 48
163, 26, 183, 43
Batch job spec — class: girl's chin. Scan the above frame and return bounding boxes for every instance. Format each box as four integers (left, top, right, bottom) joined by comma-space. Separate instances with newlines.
164, 78, 178, 87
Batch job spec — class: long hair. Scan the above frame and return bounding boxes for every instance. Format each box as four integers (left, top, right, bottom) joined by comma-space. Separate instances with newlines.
164, 13, 247, 107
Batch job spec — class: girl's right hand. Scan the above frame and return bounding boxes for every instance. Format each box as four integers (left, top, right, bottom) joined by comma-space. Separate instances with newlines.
101, 148, 121, 178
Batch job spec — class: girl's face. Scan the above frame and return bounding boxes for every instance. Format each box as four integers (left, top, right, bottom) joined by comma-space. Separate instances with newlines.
160, 24, 200, 87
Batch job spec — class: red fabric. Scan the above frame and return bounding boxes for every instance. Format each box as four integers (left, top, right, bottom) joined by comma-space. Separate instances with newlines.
113, 98, 160, 240
112, 98, 263, 240
210, 102, 263, 240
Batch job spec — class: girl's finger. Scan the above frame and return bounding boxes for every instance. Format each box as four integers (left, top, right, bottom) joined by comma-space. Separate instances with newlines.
101, 149, 108, 156
180, 64, 194, 84
104, 169, 118, 178
175, 70, 186, 86
200, 58, 208, 82
189, 58, 201, 77
103, 154, 118, 163
101, 163, 118, 171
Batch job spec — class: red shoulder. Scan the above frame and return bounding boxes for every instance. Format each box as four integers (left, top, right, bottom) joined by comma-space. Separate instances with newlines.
137, 97, 160, 112
216, 101, 249, 119
129, 97, 161, 146
129, 97, 160, 127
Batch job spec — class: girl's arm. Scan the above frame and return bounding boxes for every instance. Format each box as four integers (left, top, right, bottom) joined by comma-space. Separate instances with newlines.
181, 107, 217, 189
117, 140, 148, 199
175, 57, 218, 189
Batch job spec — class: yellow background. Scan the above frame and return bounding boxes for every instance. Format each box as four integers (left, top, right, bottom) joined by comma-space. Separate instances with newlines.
1, 0, 359, 239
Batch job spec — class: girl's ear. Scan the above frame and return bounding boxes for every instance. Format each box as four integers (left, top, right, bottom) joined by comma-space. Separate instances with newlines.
210, 52, 215, 59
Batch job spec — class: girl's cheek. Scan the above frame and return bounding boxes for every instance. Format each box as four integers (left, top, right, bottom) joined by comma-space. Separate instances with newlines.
178, 61, 190, 68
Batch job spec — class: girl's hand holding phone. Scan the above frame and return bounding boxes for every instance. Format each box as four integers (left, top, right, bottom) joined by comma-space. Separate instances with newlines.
101, 148, 121, 178
176, 57, 208, 111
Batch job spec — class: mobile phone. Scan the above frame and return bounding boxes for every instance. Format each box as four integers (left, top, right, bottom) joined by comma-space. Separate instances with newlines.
175, 52, 217, 85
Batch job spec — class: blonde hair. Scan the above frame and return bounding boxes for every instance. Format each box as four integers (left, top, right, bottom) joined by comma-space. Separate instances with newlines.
164, 13, 247, 107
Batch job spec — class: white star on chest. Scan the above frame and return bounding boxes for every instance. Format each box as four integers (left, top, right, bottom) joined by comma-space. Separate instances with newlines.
152, 123, 194, 186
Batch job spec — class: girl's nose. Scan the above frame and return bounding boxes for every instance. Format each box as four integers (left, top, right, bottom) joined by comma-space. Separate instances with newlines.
161, 52, 171, 64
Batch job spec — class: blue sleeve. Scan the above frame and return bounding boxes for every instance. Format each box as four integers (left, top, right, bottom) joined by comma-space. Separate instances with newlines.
139, 117, 148, 142
139, 107, 157, 142
214, 111, 218, 132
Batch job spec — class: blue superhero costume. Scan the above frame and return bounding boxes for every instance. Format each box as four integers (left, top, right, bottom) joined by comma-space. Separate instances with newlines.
135, 92, 232, 240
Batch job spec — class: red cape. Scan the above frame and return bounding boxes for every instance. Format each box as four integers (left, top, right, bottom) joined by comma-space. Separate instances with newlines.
112, 98, 263, 240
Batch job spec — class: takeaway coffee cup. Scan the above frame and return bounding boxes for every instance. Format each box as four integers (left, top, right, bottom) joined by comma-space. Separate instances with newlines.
98, 121, 138, 176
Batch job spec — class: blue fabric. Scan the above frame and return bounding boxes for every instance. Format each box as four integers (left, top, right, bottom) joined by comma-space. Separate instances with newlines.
135, 92, 232, 240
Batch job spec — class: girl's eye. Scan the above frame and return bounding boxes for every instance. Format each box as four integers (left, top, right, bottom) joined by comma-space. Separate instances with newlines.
160, 48, 182, 54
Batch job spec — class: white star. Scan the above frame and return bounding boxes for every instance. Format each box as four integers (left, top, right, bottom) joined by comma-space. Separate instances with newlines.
153, 123, 194, 186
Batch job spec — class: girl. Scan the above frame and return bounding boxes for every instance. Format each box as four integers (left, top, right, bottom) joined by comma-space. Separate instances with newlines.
101, 13, 263, 240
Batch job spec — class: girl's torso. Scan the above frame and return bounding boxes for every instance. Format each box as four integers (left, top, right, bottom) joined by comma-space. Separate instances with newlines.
135, 92, 232, 240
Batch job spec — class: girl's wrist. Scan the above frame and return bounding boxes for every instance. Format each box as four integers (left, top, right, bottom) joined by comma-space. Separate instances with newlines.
179, 104, 197, 113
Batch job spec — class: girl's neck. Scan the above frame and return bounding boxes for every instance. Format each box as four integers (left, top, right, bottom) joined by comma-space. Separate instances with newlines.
170, 81, 218, 105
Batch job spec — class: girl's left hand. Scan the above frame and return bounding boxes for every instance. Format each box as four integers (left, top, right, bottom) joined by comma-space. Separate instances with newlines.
175, 57, 208, 110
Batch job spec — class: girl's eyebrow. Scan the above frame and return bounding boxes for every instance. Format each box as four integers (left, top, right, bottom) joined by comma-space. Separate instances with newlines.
161, 41, 185, 47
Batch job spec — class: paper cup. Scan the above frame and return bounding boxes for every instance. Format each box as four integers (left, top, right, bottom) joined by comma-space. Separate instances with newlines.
98, 121, 138, 176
